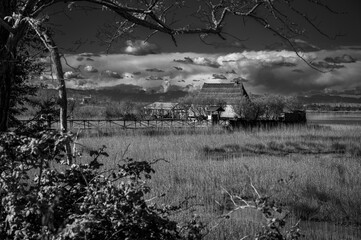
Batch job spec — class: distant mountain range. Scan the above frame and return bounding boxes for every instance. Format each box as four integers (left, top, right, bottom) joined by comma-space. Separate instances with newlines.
66, 84, 188, 103
38, 83, 361, 104
298, 94, 361, 104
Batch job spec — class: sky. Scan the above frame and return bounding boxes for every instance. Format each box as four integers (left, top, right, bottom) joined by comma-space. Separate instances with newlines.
42, 0, 361, 96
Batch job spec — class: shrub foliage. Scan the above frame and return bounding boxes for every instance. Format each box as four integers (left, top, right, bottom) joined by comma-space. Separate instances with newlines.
0, 124, 205, 240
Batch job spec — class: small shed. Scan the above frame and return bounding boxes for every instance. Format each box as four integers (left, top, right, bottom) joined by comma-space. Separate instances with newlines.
81, 96, 92, 105
144, 102, 188, 119
280, 109, 307, 123
220, 105, 240, 119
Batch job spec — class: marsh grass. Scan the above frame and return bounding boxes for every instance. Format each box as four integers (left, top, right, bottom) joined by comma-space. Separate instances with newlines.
79, 124, 361, 239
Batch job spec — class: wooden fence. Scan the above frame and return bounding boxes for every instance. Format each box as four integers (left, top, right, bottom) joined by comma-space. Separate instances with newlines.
19, 119, 230, 130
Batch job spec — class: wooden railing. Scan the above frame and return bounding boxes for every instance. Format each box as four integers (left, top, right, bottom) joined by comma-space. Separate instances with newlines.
18, 118, 230, 130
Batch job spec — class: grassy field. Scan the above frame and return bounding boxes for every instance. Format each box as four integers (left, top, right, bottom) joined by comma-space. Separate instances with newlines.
78, 124, 361, 239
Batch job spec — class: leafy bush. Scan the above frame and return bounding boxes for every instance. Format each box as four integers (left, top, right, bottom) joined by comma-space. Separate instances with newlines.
0, 125, 206, 240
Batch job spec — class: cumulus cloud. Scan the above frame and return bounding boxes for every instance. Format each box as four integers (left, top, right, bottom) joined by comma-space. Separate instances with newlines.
174, 66, 183, 71
161, 80, 170, 93
64, 71, 82, 79
124, 40, 159, 55
84, 65, 98, 73
174, 56, 220, 68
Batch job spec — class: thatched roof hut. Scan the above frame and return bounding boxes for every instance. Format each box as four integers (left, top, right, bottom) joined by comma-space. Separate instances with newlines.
196, 82, 250, 105
188, 82, 250, 120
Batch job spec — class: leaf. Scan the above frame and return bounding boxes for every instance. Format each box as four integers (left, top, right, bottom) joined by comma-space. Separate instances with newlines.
89, 150, 97, 157
100, 152, 109, 157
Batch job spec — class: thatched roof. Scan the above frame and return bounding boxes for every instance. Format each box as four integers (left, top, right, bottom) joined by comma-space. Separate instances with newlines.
196, 83, 250, 105
144, 102, 178, 110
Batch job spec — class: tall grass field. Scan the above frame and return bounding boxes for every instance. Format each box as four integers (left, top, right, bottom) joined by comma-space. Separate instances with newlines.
78, 124, 361, 239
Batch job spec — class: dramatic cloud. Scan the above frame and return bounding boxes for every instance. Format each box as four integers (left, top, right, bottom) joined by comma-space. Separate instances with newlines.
174, 56, 220, 68
124, 40, 159, 55
49, 47, 361, 95
84, 65, 98, 73
64, 71, 82, 79
161, 80, 170, 93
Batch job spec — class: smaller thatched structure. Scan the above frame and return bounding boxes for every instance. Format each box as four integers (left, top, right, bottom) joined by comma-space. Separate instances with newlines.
144, 102, 188, 119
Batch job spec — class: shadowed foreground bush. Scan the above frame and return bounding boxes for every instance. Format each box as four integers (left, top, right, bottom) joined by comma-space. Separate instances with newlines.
0, 124, 303, 240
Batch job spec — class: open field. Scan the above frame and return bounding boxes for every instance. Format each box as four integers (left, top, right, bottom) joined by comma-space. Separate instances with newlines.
79, 125, 361, 239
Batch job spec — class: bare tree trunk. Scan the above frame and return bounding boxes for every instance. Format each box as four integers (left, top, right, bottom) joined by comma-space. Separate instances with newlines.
28, 20, 73, 163
0, 54, 13, 132
0, 1, 14, 132
43, 35, 73, 164
45, 36, 68, 133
